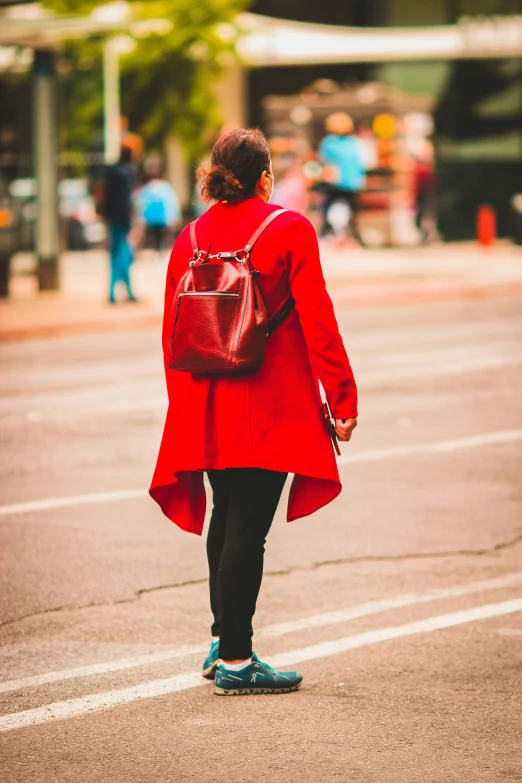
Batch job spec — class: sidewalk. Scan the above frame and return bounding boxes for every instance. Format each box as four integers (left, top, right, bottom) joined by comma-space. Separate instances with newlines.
1, 241, 521, 342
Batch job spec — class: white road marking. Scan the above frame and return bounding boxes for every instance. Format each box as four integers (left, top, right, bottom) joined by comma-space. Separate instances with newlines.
1, 572, 520, 695
1, 598, 520, 733
0, 672, 207, 734
1, 428, 520, 518
0, 489, 146, 517
269, 598, 522, 668
337, 427, 522, 465
0, 642, 207, 694
260, 572, 522, 637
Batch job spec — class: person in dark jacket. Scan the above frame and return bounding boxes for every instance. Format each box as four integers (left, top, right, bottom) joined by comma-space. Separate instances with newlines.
413, 140, 438, 245
104, 145, 137, 303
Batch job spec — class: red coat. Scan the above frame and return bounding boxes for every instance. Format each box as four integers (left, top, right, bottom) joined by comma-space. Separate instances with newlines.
149, 197, 358, 534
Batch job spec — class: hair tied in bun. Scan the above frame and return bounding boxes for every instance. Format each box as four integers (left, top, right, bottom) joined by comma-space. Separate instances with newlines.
198, 128, 271, 204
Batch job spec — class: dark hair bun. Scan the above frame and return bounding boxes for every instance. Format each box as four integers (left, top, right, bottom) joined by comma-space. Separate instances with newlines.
200, 164, 245, 203
198, 128, 271, 204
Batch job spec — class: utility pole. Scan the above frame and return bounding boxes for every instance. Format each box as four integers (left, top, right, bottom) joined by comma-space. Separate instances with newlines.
103, 38, 121, 163
33, 49, 60, 291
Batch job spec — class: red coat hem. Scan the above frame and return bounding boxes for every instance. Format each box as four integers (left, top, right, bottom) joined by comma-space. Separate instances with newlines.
149, 466, 342, 536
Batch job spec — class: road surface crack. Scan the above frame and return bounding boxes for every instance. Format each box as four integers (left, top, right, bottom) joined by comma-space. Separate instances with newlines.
2, 533, 521, 627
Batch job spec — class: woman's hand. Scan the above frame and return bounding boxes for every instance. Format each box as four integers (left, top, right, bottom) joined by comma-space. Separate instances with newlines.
335, 418, 357, 442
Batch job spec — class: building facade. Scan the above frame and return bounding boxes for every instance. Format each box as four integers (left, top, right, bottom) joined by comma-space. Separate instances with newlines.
249, 0, 522, 239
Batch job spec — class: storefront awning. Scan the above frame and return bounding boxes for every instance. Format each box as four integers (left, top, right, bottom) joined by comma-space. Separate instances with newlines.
0, 11, 131, 47
237, 13, 522, 65
0, 6, 521, 61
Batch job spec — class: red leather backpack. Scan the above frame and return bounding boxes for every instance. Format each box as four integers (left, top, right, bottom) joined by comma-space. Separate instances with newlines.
168, 208, 294, 375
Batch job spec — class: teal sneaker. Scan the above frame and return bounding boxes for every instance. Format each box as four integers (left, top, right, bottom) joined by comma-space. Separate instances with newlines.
202, 640, 220, 680
214, 654, 303, 695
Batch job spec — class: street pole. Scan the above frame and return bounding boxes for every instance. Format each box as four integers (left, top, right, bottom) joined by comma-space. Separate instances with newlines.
33, 49, 60, 291
103, 39, 121, 163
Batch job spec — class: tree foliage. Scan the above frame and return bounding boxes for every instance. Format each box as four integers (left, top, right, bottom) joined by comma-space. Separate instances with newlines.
43, 0, 249, 161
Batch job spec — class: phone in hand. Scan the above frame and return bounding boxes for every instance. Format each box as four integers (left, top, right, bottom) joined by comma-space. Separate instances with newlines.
323, 402, 341, 456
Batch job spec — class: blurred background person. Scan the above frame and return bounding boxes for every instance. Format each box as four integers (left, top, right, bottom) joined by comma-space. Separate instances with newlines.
137, 155, 180, 262
413, 140, 438, 245
319, 112, 366, 241
356, 123, 379, 172
103, 144, 138, 304
272, 159, 308, 214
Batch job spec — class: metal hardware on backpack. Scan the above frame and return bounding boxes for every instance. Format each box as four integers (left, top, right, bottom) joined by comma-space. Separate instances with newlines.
168, 209, 294, 375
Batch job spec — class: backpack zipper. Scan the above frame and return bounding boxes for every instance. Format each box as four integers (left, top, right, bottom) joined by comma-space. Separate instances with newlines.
178, 291, 239, 298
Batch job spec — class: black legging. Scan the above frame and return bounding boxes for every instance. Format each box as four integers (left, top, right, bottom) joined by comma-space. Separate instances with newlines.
206, 468, 287, 660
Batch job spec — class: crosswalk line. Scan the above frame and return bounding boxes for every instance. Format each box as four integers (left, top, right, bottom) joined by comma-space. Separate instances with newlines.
2, 572, 520, 695
1, 598, 520, 733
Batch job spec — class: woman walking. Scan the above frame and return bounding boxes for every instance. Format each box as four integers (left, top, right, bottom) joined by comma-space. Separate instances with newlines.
104, 145, 138, 304
150, 128, 358, 695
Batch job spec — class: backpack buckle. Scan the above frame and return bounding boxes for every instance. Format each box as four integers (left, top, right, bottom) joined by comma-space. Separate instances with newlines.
189, 249, 208, 266
211, 248, 250, 264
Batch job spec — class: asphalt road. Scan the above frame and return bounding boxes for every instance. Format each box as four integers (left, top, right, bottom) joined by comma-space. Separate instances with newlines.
1, 293, 522, 782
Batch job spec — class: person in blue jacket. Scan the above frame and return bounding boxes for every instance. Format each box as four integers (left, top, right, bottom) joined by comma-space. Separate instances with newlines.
137, 158, 180, 258
319, 112, 366, 240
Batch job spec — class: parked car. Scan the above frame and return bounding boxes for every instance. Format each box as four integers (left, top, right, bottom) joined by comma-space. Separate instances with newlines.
8, 178, 107, 251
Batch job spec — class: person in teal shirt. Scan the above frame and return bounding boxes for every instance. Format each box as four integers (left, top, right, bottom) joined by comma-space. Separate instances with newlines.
319, 112, 366, 239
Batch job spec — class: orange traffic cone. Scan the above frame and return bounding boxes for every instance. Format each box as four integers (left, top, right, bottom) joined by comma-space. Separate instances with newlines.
477, 204, 496, 246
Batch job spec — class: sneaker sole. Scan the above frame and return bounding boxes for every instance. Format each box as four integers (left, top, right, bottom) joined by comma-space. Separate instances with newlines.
214, 683, 302, 696
202, 664, 218, 680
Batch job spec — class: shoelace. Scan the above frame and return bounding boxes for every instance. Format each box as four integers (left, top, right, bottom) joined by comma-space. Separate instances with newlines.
253, 661, 276, 676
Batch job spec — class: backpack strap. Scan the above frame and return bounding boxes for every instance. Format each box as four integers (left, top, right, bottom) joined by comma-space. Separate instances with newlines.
246, 208, 293, 336
189, 207, 288, 265
267, 295, 294, 336
244, 208, 287, 253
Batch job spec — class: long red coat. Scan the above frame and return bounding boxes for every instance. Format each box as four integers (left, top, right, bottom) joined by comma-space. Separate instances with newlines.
149, 197, 358, 534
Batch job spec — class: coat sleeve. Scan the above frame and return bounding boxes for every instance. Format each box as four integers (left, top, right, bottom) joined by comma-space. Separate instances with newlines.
284, 214, 358, 419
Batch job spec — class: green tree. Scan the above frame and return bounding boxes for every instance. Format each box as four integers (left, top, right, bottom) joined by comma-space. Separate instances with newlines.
43, 0, 249, 161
